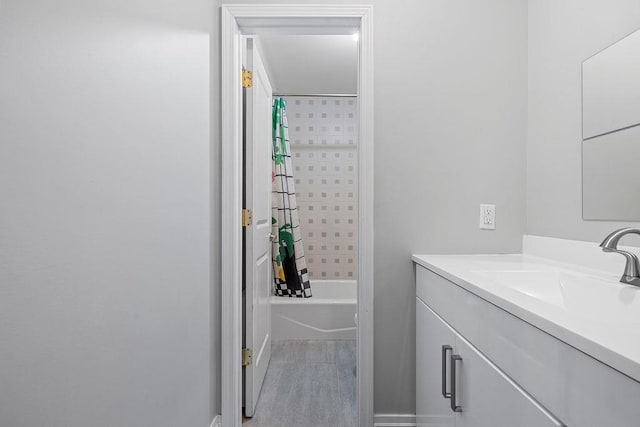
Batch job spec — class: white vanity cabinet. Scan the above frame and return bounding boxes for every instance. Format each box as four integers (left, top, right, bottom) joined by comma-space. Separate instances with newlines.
416, 298, 563, 427
415, 259, 640, 427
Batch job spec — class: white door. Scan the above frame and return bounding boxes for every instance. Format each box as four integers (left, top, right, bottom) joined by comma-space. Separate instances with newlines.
243, 37, 273, 418
416, 298, 456, 427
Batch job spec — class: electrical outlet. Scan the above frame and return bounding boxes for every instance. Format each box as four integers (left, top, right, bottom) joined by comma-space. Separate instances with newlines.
479, 204, 496, 230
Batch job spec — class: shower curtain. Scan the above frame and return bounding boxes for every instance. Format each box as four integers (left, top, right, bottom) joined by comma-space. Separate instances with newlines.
271, 97, 312, 298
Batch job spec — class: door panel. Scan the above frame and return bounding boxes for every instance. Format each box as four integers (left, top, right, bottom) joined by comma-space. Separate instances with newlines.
453, 334, 564, 427
416, 298, 456, 427
417, 298, 564, 427
243, 36, 273, 418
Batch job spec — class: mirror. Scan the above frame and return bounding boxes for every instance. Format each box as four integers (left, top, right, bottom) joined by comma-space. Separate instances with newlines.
582, 28, 640, 220
583, 126, 640, 220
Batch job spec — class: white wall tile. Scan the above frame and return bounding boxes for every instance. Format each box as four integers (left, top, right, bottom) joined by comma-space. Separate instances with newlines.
284, 96, 358, 280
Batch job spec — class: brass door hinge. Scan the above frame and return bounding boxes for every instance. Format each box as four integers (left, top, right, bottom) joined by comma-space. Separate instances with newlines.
242, 348, 253, 367
242, 69, 253, 88
242, 209, 253, 227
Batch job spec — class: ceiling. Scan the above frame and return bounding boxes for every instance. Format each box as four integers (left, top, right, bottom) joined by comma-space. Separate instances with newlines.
256, 35, 358, 95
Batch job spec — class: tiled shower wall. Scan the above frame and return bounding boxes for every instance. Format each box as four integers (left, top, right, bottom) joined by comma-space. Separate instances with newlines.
283, 96, 358, 280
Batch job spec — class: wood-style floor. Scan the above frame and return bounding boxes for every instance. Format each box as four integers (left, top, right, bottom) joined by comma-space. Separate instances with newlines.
243, 340, 357, 427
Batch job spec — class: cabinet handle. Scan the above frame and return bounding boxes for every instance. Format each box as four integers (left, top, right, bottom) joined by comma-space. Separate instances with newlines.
450, 354, 463, 413
441, 345, 452, 398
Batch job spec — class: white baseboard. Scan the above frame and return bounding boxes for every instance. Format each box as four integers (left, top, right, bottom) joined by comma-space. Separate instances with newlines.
373, 413, 416, 427
210, 415, 221, 427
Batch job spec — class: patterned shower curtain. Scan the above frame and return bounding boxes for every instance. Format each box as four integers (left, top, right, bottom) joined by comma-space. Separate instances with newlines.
271, 97, 312, 298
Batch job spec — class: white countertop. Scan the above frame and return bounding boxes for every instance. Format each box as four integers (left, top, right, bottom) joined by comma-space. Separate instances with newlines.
412, 253, 640, 383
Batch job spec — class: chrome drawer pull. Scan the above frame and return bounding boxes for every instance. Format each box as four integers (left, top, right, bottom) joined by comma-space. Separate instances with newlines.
450, 354, 463, 413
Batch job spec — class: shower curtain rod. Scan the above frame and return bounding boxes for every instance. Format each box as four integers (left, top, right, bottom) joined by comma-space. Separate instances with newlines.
272, 93, 357, 98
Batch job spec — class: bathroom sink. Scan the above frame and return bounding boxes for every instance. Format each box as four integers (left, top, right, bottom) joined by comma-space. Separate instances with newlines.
472, 269, 640, 325
472, 270, 570, 308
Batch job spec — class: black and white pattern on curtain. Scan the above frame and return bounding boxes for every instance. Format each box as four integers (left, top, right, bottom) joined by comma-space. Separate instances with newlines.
271, 97, 312, 298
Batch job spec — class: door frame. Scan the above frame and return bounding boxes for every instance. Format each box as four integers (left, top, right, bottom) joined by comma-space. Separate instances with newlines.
220, 4, 374, 427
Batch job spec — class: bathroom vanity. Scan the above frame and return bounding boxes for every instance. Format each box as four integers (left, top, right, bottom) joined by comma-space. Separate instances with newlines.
414, 249, 640, 427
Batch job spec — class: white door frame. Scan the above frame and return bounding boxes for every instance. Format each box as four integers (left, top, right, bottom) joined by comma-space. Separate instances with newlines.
220, 5, 374, 427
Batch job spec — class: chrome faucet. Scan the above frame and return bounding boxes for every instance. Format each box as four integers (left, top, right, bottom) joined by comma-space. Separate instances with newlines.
600, 228, 640, 287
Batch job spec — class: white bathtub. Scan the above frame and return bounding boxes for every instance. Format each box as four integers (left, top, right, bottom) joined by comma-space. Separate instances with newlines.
271, 280, 357, 341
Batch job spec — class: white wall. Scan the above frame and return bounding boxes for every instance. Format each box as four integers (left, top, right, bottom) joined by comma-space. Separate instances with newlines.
215, 0, 528, 415
527, 0, 640, 244
0, 1, 217, 425
372, 0, 527, 413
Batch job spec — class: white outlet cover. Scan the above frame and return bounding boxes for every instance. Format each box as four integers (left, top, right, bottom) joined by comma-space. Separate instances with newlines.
479, 204, 496, 230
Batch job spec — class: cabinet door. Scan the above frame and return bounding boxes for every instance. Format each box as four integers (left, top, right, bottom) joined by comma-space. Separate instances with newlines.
416, 298, 456, 427
453, 334, 564, 427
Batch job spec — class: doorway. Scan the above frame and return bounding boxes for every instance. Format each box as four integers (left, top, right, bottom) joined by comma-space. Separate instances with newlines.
243, 33, 358, 426
220, 5, 374, 427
